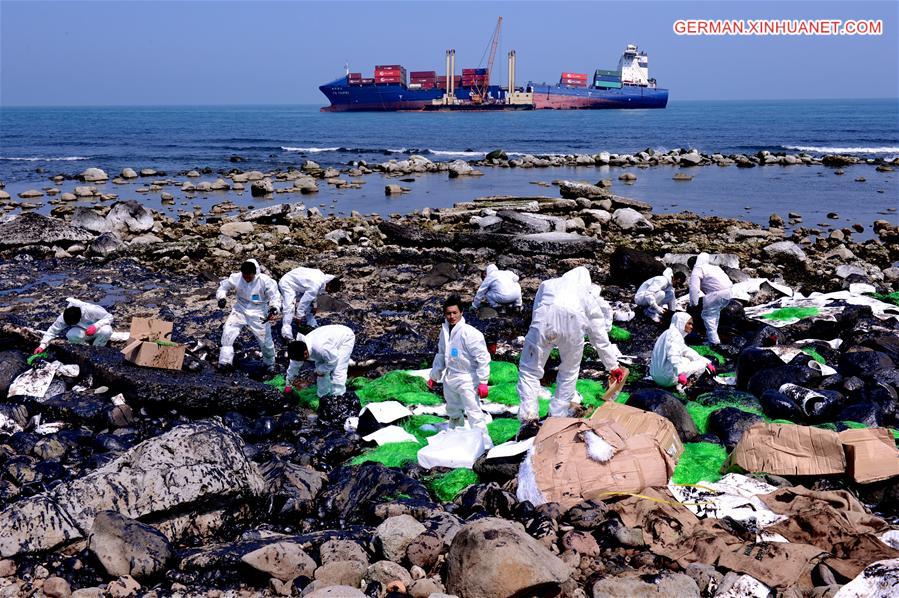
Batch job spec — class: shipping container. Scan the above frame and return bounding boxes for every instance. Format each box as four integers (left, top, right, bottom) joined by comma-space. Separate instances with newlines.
462, 68, 488, 75
594, 80, 623, 89
561, 72, 588, 79
595, 75, 622, 81
348, 72, 362, 78
410, 70, 437, 78
361, 78, 375, 84
595, 69, 621, 77
375, 69, 405, 76
375, 64, 404, 70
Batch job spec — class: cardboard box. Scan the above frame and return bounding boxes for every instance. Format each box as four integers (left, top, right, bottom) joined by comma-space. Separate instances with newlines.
531, 417, 675, 510
121, 317, 185, 371
839, 428, 899, 484
591, 400, 684, 461
726, 423, 845, 476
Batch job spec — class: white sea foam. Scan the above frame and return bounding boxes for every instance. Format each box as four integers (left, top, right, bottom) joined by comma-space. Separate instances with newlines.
427, 149, 485, 157
0, 156, 89, 161
280, 146, 341, 153
784, 145, 899, 154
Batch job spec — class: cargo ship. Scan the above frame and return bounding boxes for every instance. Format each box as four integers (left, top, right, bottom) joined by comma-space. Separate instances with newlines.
319, 33, 668, 112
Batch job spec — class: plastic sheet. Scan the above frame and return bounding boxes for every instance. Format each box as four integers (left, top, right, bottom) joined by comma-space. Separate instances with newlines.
8, 360, 62, 400
361, 425, 418, 446
834, 558, 899, 598
417, 428, 488, 469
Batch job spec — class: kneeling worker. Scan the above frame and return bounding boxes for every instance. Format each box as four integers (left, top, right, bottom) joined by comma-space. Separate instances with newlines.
472, 264, 523, 310
428, 294, 492, 445
35, 298, 114, 354
650, 313, 715, 389
217, 259, 281, 371
635, 268, 686, 323
285, 324, 356, 399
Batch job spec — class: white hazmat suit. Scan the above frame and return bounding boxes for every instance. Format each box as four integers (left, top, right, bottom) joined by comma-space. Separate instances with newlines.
517, 267, 620, 421
689, 253, 733, 344
650, 312, 710, 387
217, 259, 281, 367
40, 298, 113, 347
279, 267, 335, 338
472, 264, 523, 309
287, 324, 355, 397
429, 316, 492, 443
635, 268, 677, 322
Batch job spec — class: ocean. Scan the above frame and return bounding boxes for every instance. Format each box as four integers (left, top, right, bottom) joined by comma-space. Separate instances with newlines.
1, 99, 897, 233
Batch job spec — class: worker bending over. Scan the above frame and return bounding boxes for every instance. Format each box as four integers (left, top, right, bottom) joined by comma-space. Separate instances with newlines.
472, 264, 523, 310
35, 298, 114, 353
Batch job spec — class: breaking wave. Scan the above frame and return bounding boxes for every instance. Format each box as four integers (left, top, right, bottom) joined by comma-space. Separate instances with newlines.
783, 145, 899, 154
0, 156, 89, 161
281, 146, 341, 153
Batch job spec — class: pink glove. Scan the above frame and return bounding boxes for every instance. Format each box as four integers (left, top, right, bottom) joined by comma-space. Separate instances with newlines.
427, 379, 436, 391
706, 363, 717, 375
34, 346, 45, 355
677, 373, 688, 386
85, 325, 97, 336
609, 367, 625, 384
284, 385, 293, 395
478, 383, 489, 399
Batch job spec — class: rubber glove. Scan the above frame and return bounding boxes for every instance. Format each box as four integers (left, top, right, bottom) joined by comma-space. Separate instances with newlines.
283, 385, 293, 395
609, 367, 625, 384
34, 346, 45, 355
477, 383, 489, 399
427, 379, 436, 391
267, 307, 278, 321
677, 373, 688, 386
218, 298, 226, 309
706, 363, 717, 375
85, 325, 97, 336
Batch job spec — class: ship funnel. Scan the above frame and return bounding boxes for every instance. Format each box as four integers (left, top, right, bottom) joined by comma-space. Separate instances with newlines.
449, 49, 456, 97
508, 50, 515, 94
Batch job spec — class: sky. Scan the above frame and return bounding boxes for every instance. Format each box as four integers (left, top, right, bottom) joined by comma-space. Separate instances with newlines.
1, 0, 897, 106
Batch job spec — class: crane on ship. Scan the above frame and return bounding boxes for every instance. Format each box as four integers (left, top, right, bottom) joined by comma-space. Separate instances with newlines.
470, 16, 502, 104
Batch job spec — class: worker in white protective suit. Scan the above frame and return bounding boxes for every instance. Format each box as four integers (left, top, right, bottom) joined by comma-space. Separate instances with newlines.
471, 264, 523, 310
517, 267, 626, 425
279, 267, 337, 339
689, 253, 733, 345
216, 259, 281, 370
650, 313, 716, 388
284, 324, 355, 398
635, 268, 687, 322
35, 299, 114, 353
428, 294, 492, 445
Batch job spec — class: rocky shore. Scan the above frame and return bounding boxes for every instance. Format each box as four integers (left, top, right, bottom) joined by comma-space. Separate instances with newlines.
0, 166, 898, 598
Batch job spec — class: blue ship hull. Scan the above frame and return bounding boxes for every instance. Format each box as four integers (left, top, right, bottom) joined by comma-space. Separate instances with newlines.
319, 77, 668, 111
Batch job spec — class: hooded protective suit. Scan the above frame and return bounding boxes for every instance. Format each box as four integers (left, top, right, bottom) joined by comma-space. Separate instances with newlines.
650, 312, 710, 387
279, 267, 335, 338
287, 324, 355, 397
517, 267, 620, 421
635, 268, 677, 321
40, 298, 113, 347
429, 316, 492, 443
472, 264, 523, 309
217, 259, 281, 366
689, 253, 733, 344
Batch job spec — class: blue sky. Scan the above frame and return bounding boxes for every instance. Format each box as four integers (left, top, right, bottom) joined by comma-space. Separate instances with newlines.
1, 0, 897, 106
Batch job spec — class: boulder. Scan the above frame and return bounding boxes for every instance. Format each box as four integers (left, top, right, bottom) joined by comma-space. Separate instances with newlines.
317, 463, 431, 524
319, 539, 369, 565
241, 541, 316, 582
260, 461, 326, 518
18, 189, 43, 198
220, 221, 254, 238
90, 232, 125, 257
592, 573, 700, 597
609, 196, 652, 211
611, 208, 653, 232
559, 180, 608, 199
497, 210, 554, 234
511, 232, 601, 257
73, 186, 96, 197
486, 149, 507, 161
0, 350, 28, 398
306, 585, 366, 598
376, 515, 426, 562
609, 247, 664, 285
0, 213, 94, 248
71, 207, 112, 234
240, 203, 306, 223
707, 408, 764, 450
626, 388, 699, 441
120, 168, 138, 179
105, 201, 153, 234
88, 511, 172, 579
735, 348, 784, 390
80, 168, 108, 182
378, 221, 449, 248
0, 422, 264, 557
250, 179, 274, 197
363, 560, 412, 590
447, 160, 473, 178
763, 241, 807, 264
446, 517, 570, 598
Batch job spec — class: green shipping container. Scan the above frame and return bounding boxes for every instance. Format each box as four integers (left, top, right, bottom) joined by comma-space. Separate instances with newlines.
594, 80, 623, 89
595, 69, 620, 77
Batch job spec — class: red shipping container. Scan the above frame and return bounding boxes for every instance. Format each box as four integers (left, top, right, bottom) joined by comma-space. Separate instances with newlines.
375, 69, 405, 76
348, 72, 362, 78
375, 64, 403, 70
561, 72, 588, 79
361, 78, 375, 84
410, 71, 436, 78
375, 77, 404, 82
